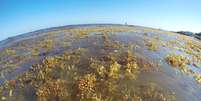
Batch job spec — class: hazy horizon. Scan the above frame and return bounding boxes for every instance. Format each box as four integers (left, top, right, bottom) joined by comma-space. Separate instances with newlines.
1, 0, 201, 41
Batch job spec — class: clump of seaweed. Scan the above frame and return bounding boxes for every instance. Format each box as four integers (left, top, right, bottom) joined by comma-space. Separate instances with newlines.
121, 47, 140, 79
36, 79, 69, 101
134, 83, 176, 101
193, 73, 201, 85
90, 59, 107, 78
119, 82, 176, 101
124, 62, 139, 79
145, 39, 159, 51
77, 74, 96, 100
165, 54, 190, 68
108, 62, 121, 79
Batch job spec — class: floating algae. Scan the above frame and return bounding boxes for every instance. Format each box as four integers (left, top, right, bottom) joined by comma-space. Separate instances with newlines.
165, 54, 190, 68
0, 24, 201, 101
0, 47, 175, 101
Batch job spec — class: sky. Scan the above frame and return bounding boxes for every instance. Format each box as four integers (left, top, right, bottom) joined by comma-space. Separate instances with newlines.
0, 0, 201, 41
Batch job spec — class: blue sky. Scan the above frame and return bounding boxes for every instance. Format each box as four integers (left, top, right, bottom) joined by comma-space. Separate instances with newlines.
0, 0, 201, 41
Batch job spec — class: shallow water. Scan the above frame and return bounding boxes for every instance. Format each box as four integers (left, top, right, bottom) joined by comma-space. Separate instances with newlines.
0, 25, 201, 101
